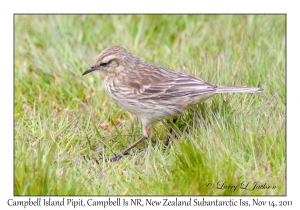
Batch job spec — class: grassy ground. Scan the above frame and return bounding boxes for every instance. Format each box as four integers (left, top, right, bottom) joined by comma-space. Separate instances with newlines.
14, 15, 285, 195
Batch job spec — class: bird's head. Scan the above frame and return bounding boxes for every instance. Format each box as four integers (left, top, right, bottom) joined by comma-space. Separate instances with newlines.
82, 46, 135, 78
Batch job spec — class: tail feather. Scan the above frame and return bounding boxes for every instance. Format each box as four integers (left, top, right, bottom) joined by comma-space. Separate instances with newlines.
216, 86, 263, 94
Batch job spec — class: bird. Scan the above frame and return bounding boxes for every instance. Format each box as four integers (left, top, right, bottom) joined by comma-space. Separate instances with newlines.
82, 46, 263, 161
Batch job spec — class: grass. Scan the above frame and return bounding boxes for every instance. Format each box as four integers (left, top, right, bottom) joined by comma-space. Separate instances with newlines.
14, 14, 285, 195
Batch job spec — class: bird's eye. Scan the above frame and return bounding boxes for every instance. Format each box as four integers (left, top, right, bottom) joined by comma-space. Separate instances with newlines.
100, 63, 107, 67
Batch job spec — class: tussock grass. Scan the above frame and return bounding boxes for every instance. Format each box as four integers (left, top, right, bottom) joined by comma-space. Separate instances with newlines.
14, 15, 285, 195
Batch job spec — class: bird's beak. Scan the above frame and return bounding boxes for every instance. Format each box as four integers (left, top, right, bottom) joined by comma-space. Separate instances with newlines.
82, 66, 96, 76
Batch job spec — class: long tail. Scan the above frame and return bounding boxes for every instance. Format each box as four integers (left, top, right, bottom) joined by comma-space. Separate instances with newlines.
216, 86, 263, 94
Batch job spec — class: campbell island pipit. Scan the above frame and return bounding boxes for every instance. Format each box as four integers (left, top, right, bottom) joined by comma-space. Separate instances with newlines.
82, 46, 263, 161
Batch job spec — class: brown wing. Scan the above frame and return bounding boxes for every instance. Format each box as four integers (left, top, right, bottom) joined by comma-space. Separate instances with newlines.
135, 75, 217, 100
123, 60, 218, 100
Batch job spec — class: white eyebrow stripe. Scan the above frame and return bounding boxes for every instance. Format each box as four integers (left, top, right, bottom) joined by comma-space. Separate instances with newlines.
102, 55, 117, 63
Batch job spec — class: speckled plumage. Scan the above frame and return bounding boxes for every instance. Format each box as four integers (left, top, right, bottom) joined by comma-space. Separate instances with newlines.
82, 46, 263, 161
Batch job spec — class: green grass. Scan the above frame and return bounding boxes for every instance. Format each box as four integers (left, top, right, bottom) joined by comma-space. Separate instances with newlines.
14, 14, 285, 195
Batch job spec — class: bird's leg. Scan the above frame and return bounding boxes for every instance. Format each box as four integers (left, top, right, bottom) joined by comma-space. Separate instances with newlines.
165, 118, 179, 147
108, 136, 147, 162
